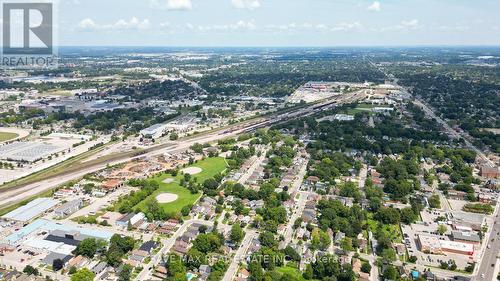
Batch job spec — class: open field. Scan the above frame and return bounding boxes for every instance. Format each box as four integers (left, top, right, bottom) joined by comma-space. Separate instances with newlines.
276, 265, 313, 281
0, 132, 19, 142
136, 157, 227, 214
366, 213, 403, 243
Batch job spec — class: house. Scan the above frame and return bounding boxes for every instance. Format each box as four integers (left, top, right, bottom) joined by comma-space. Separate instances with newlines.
116, 212, 146, 229
67, 255, 88, 269
154, 266, 168, 279
238, 268, 250, 279
302, 209, 316, 223
139, 241, 158, 253
100, 179, 123, 192
199, 265, 211, 280
393, 243, 406, 256
352, 258, 362, 273
173, 240, 190, 255
335, 232, 346, 244
54, 199, 83, 218
248, 200, 265, 210
116, 213, 135, 228
447, 190, 468, 200
91, 262, 107, 275
129, 250, 149, 262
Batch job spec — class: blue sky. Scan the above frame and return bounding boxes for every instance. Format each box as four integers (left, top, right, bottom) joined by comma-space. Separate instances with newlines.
56, 0, 500, 46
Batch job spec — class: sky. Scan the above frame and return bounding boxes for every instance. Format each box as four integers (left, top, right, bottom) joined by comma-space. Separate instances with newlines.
53, 0, 500, 47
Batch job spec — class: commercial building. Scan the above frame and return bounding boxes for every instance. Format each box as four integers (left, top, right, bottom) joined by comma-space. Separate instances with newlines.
0, 142, 64, 162
54, 199, 83, 218
1, 198, 59, 222
3, 219, 114, 245
140, 123, 167, 139
418, 235, 443, 254
440, 240, 474, 255
451, 231, 481, 244
418, 235, 474, 255
480, 166, 500, 179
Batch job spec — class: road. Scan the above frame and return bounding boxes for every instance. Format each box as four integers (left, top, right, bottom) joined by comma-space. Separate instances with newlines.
135, 219, 214, 281
0, 91, 365, 212
413, 99, 494, 167
473, 204, 500, 281
281, 191, 309, 249
237, 148, 267, 185
222, 230, 258, 281
369, 60, 499, 280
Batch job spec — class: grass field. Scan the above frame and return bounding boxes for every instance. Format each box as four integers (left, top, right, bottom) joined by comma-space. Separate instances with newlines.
136, 157, 227, 214
276, 265, 313, 281
0, 132, 19, 142
366, 213, 402, 242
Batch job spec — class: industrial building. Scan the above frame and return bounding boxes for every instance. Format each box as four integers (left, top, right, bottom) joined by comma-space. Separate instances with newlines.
1, 198, 59, 222
54, 199, 83, 218
140, 123, 167, 139
0, 141, 64, 162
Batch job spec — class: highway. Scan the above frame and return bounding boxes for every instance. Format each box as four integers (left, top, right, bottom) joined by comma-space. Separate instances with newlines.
0, 91, 364, 212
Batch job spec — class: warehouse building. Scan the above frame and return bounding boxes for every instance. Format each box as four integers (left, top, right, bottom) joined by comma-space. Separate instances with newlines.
1, 198, 59, 222
54, 199, 83, 218
140, 124, 167, 139
0, 141, 63, 162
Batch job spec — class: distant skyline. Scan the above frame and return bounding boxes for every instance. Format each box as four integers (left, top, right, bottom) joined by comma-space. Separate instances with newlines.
55, 0, 500, 47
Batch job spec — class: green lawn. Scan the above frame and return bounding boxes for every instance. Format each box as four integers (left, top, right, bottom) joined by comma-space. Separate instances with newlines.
276, 265, 314, 281
366, 213, 402, 243
0, 132, 18, 142
136, 157, 227, 214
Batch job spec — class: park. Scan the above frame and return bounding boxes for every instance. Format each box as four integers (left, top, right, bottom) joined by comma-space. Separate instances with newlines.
135, 157, 227, 214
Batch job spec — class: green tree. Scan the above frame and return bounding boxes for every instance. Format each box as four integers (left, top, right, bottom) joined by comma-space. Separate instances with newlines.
118, 264, 132, 281
437, 224, 447, 235
71, 268, 95, 281
340, 237, 354, 252
428, 194, 441, 209
230, 223, 245, 244
303, 264, 313, 280
74, 238, 106, 258
383, 266, 398, 280
23, 265, 39, 276
53, 258, 64, 271
361, 262, 371, 274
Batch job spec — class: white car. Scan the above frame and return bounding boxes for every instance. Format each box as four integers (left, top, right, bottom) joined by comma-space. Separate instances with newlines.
481, 273, 485, 278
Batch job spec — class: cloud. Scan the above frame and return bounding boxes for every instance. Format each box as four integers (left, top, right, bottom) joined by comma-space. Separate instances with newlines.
401, 19, 419, 28
194, 20, 257, 31
367, 1, 381, 12
78, 17, 150, 31
376, 19, 421, 32
231, 0, 261, 10
331, 22, 364, 32
150, 0, 192, 10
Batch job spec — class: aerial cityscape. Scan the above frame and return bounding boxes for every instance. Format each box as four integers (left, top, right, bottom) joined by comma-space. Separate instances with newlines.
0, 1, 499, 281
